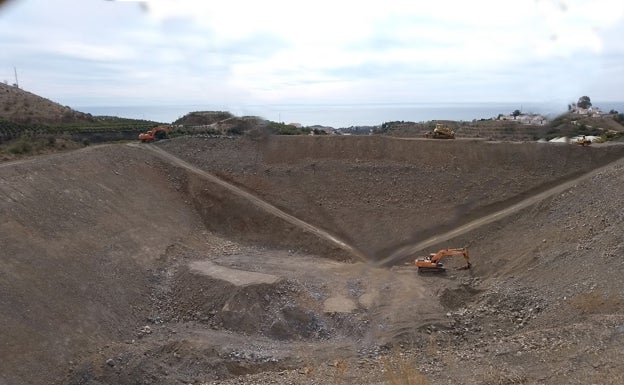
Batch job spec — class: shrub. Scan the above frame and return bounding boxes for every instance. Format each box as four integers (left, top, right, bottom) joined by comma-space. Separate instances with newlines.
268, 121, 309, 135
7, 135, 33, 154
227, 125, 245, 136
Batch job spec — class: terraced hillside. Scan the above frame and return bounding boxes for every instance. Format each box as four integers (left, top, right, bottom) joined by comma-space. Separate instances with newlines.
1, 136, 623, 385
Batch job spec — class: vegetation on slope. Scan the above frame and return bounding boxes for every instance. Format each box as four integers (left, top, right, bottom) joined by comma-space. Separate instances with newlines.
173, 111, 234, 126
0, 83, 162, 152
546, 112, 624, 141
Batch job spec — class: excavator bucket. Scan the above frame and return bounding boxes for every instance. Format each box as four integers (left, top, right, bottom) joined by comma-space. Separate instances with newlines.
456, 262, 471, 270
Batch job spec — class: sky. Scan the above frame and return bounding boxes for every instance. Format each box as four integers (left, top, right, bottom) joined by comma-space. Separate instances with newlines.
1, 0, 623, 121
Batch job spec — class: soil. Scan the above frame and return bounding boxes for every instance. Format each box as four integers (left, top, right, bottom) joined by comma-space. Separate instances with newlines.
1, 135, 624, 385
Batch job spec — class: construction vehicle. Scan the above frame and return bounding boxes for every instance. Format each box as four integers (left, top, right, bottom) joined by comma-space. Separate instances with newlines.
576, 136, 592, 146
139, 126, 171, 142
415, 247, 471, 273
425, 123, 455, 139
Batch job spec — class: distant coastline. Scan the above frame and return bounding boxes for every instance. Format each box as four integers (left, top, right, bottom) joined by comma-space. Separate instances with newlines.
75, 102, 624, 128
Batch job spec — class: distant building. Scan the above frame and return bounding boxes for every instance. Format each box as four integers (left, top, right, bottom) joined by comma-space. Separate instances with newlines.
497, 113, 547, 125
569, 104, 606, 118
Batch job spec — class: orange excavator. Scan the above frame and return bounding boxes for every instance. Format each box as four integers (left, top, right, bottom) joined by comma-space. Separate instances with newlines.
415, 247, 471, 273
139, 126, 171, 143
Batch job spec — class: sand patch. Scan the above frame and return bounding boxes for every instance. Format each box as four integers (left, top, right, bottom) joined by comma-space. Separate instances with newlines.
323, 296, 357, 313
189, 260, 281, 286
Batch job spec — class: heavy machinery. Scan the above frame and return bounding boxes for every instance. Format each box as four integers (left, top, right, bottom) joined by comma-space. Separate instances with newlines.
415, 247, 471, 273
576, 136, 592, 146
139, 126, 171, 142
425, 123, 455, 139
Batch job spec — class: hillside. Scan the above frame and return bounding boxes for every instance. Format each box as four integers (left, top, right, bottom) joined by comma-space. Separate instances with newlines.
0, 82, 92, 124
1, 137, 624, 384
0, 84, 162, 157
173, 110, 234, 126
548, 112, 624, 139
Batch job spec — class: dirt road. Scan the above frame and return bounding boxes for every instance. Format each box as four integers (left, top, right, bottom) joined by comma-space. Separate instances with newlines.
378, 154, 624, 265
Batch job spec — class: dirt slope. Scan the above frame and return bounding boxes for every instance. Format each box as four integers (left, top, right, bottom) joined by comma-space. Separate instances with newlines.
0, 145, 206, 384
0, 143, 368, 384
379, 154, 624, 265
1, 137, 624, 384
141, 144, 365, 260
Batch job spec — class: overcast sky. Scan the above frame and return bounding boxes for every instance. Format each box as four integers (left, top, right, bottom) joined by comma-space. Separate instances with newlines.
1, 0, 623, 111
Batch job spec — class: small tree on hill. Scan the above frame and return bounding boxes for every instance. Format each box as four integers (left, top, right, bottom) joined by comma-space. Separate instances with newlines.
512, 109, 521, 118
577, 96, 592, 109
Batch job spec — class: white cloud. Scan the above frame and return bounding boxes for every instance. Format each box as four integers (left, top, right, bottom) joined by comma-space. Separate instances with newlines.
1, 0, 623, 108
51, 42, 138, 62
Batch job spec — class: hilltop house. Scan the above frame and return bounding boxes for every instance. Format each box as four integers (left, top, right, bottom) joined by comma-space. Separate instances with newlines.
569, 105, 606, 117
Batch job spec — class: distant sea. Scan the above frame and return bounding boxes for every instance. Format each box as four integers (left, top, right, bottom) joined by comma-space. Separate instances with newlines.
75, 102, 624, 128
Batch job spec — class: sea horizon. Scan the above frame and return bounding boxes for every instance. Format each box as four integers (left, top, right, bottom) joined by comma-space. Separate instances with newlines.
75, 101, 624, 128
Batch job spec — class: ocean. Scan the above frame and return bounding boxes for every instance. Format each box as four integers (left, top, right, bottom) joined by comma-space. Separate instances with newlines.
75, 102, 624, 128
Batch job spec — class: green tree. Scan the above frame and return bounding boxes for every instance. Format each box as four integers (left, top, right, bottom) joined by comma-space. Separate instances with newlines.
577, 96, 592, 109
512, 109, 521, 118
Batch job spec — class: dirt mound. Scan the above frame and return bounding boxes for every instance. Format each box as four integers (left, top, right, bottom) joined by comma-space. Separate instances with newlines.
171, 264, 339, 340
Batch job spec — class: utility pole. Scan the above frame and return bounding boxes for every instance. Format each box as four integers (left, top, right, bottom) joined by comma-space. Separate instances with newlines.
13, 67, 19, 88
